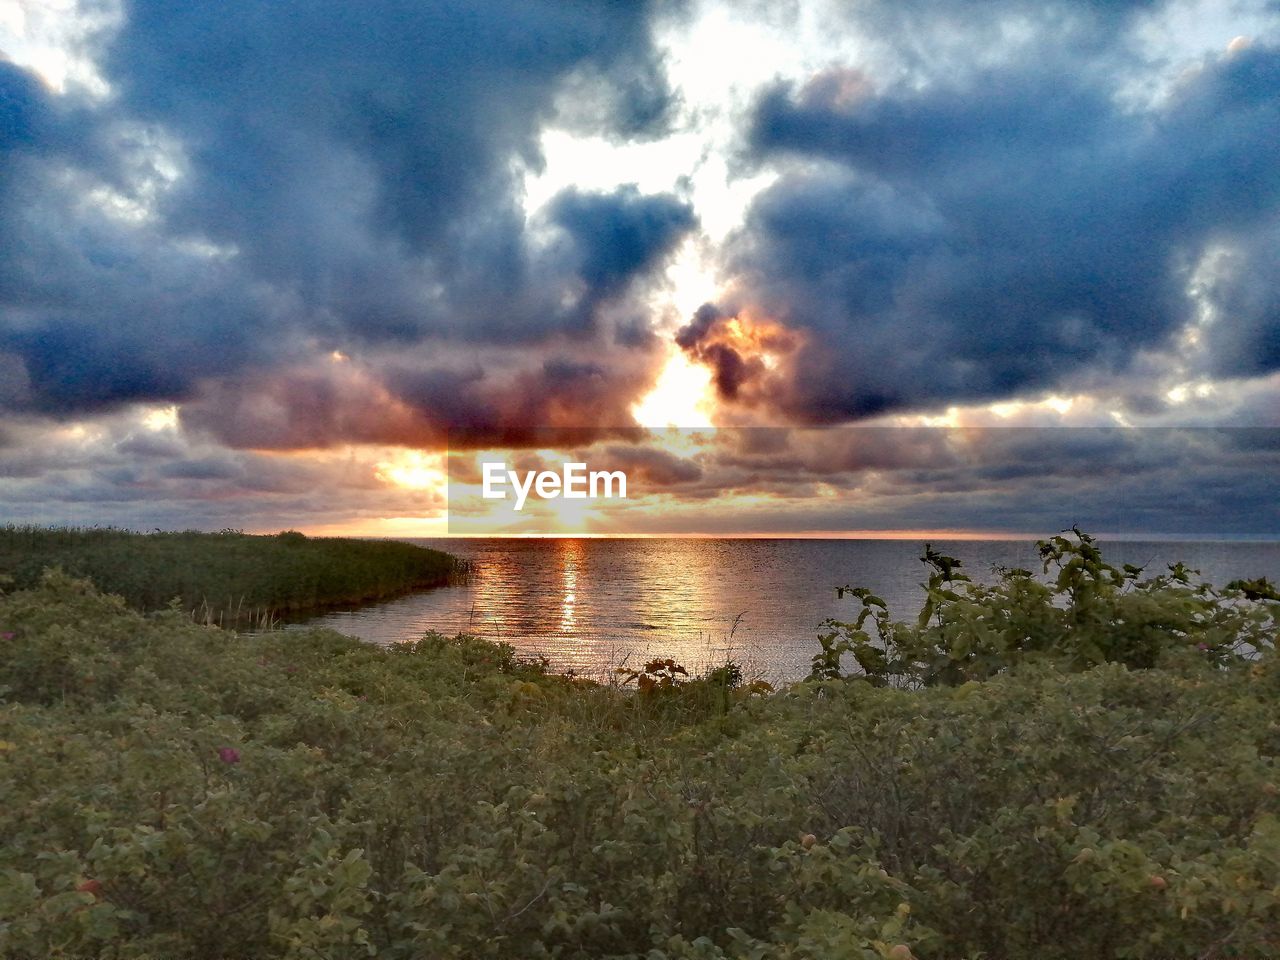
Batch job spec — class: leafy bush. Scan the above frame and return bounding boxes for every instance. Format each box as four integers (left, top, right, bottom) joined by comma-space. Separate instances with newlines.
0, 549, 1277, 958
814, 528, 1279, 686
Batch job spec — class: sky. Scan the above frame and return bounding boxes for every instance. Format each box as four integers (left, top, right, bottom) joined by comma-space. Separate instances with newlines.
1, 0, 1278, 538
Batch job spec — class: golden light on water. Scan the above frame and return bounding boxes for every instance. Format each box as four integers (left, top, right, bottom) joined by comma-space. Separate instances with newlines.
558, 537, 582, 632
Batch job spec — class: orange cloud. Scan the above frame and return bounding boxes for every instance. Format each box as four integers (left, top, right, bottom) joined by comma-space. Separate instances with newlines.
675, 304, 803, 407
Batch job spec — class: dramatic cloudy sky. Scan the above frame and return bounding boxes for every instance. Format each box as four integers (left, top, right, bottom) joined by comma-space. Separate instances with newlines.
1, 0, 1278, 536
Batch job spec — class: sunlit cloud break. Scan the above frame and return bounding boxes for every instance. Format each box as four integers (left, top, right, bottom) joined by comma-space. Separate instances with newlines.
1, 0, 1279, 536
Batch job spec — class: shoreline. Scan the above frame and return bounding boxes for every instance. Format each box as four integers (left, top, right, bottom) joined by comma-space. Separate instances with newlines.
0, 525, 469, 627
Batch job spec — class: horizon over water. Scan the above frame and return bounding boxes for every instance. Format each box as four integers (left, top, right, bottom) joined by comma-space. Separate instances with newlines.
296, 537, 1280, 683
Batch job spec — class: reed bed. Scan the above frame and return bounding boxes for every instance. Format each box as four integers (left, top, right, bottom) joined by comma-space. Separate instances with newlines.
0, 524, 468, 626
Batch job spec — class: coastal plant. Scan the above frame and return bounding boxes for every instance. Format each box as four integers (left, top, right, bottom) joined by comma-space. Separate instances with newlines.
0, 524, 469, 625
617, 656, 690, 692
2, 550, 1279, 958
813, 528, 1279, 686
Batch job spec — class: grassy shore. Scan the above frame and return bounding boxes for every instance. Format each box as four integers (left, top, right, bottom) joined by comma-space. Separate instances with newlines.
1, 534, 1278, 958
0, 526, 467, 625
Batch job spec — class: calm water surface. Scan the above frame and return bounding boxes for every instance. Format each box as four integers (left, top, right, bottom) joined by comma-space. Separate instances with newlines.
296, 538, 1280, 683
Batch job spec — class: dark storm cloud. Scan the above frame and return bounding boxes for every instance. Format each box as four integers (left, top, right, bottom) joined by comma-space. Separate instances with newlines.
0, 0, 689, 426
101, 0, 683, 346
1199, 218, 1280, 378
0, 59, 103, 164
0, 59, 52, 148
0, 57, 278, 416
706, 38, 1280, 421
107, 0, 677, 253
548, 186, 696, 327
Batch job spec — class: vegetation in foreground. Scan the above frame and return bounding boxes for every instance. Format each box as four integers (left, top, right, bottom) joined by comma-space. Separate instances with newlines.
1, 533, 1278, 958
0, 526, 467, 626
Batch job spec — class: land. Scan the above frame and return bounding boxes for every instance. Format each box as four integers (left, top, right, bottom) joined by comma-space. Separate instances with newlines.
0, 525, 468, 626
0, 533, 1277, 958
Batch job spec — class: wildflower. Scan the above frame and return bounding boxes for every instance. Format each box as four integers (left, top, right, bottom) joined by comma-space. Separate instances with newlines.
217, 746, 241, 764
0, 632, 13, 640
1196, 642, 1209, 651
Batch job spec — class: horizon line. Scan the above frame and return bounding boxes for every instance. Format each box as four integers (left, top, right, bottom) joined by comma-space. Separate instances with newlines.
345, 529, 1280, 543
12, 521, 1279, 543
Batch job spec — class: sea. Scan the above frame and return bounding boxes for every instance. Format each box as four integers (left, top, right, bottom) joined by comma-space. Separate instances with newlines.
293, 537, 1280, 684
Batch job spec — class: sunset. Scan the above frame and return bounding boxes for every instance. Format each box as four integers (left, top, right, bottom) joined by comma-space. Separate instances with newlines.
3, 1, 1280, 956
3, 0, 1279, 537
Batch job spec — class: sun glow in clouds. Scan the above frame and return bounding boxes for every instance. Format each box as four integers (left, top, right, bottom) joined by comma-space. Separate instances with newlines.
9, 0, 1280, 543
447, 450, 629, 535
141, 405, 178, 431
632, 348, 716, 429
0, 0, 118, 96
482, 461, 627, 511
374, 451, 447, 492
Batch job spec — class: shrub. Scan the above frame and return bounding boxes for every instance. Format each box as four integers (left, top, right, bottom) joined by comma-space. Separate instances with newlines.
813, 528, 1279, 686
1, 546, 1277, 958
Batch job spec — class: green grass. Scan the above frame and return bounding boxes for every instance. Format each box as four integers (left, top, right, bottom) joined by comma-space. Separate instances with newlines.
1, 567, 1277, 959
0, 525, 468, 625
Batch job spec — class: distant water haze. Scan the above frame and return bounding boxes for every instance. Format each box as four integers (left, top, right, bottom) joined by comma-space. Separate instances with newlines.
295, 538, 1280, 684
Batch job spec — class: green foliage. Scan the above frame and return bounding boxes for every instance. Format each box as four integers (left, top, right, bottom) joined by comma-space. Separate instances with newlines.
814, 528, 1279, 686
0, 525, 469, 625
1, 561, 1278, 958
617, 656, 691, 692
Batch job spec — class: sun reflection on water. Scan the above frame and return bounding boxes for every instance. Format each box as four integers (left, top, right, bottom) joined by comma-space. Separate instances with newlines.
558, 538, 581, 634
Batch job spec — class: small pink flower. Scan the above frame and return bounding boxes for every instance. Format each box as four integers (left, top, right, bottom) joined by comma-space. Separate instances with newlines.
0, 632, 14, 640
217, 747, 241, 764
1196, 642, 1209, 651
